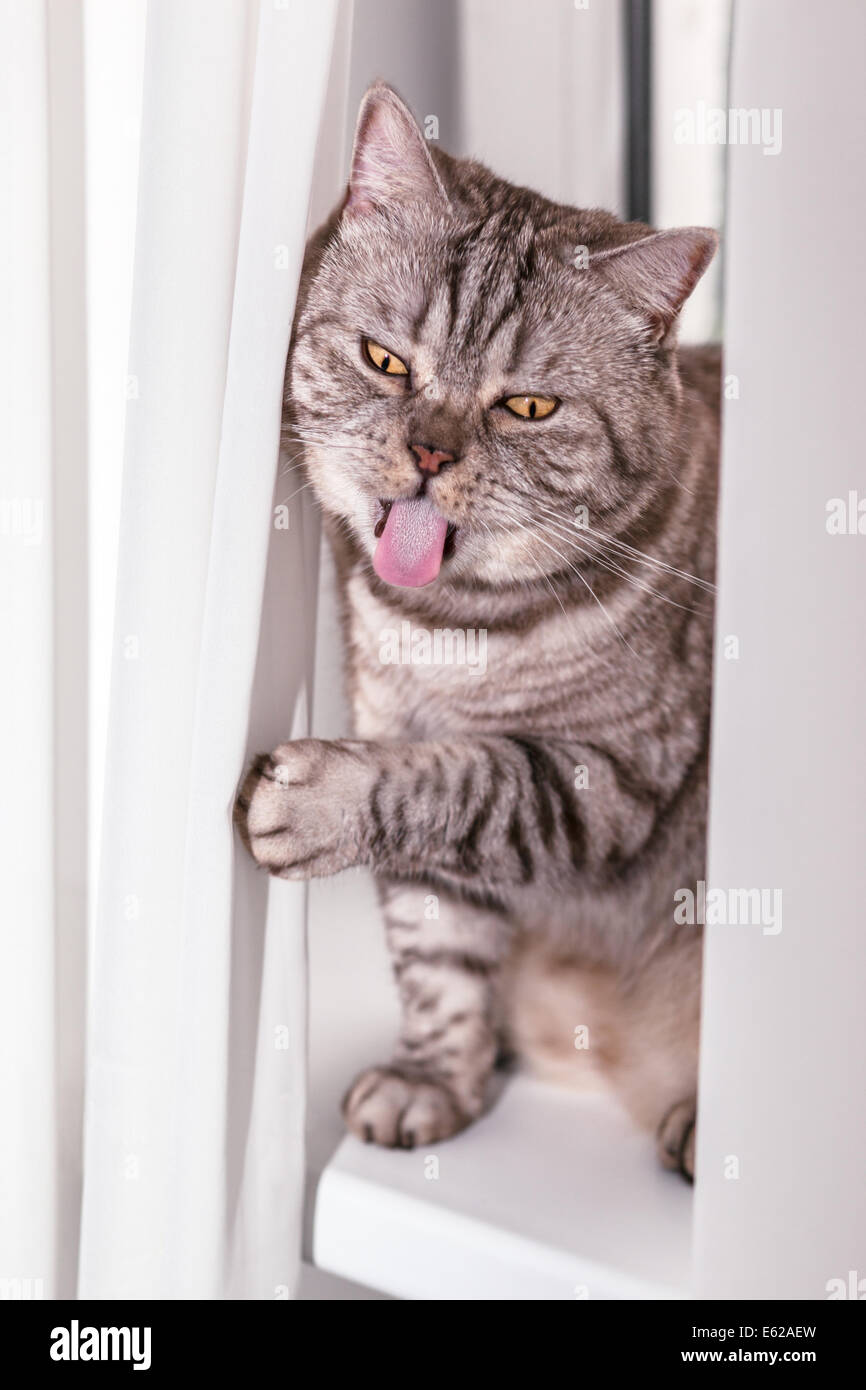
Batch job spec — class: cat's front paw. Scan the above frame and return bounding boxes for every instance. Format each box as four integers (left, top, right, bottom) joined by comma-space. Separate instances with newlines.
342, 1065, 470, 1148
234, 738, 367, 879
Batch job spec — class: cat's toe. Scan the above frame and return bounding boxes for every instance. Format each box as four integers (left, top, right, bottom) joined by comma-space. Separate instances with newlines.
342, 1066, 468, 1148
234, 740, 359, 878
656, 1098, 696, 1182
234, 752, 294, 869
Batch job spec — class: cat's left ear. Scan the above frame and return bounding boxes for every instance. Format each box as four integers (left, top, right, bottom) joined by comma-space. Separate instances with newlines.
345, 81, 450, 216
591, 228, 718, 344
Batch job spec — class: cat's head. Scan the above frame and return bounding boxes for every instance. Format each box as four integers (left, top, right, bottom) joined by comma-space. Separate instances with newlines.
288, 82, 716, 599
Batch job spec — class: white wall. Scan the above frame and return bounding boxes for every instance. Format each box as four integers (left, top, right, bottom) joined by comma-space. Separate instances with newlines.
652, 0, 730, 342
344, 0, 622, 213
458, 0, 623, 214
695, 0, 866, 1299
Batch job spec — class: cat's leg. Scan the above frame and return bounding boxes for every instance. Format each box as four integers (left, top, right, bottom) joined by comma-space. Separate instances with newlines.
656, 1097, 697, 1182
342, 880, 510, 1147
235, 733, 660, 895
609, 929, 702, 1183
504, 931, 701, 1182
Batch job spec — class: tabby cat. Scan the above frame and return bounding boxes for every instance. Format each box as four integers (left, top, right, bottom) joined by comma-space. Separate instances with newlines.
236, 82, 720, 1181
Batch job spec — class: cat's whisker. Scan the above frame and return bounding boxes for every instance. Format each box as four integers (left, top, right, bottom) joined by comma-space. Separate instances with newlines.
580, 525, 714, 592
526, 495, 696, 581
530, 498, 715, 593
282, 431, 361, 452
583, 535, 713, 595
495, 493, 699, 621
492, 502, 639, 656
662, 466, 697, 497
520, 508, 706, 615
475, 516, 558, 613
276, 480, 318, 507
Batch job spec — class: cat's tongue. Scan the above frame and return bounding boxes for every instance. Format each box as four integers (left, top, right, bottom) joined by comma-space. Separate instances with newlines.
373, 497, 449, 588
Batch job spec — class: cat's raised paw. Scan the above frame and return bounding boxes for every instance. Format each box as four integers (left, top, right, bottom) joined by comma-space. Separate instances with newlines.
234, 739, 365, 879
342, 1066, 469, 1148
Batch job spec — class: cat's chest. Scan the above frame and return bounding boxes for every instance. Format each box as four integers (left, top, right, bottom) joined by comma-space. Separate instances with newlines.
344, 572, 634, 742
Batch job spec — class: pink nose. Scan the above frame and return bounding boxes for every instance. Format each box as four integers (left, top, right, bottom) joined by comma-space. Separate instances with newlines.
410, 443, 456, 476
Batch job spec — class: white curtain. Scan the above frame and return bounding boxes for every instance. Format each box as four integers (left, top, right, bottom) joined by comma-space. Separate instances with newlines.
1, 0, 72, 1305
1, 0, 348, 1300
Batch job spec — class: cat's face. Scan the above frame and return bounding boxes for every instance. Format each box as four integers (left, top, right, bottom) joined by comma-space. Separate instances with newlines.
288, 84, 716, 594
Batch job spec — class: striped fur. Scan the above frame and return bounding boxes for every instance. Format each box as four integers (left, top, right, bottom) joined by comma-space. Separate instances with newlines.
236, 85, 720, 1179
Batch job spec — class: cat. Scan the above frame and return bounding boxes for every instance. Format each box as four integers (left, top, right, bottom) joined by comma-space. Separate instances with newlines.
235, 81, 720, 1181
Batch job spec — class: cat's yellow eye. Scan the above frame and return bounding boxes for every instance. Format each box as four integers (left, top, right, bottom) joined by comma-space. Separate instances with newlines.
502, 394, 559, 420
363, 338, 409, 376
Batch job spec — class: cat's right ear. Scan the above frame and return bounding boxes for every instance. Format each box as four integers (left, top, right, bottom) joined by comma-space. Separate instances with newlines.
345, 82, 450, 216
590, 228, 718, 345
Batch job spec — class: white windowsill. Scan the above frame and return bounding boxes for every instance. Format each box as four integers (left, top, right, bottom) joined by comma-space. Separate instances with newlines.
311, 1074, 693, 1301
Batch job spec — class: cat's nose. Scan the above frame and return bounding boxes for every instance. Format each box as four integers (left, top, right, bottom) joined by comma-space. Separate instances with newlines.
409, 442, 457, 476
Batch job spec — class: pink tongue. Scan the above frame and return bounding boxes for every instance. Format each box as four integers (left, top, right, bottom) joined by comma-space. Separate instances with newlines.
373, 497, 449, 588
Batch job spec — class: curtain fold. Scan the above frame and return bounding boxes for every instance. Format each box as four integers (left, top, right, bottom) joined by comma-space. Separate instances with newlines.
1, 0, 92, 1302
0, 0, 61, 1302
73, 0, 342, 1299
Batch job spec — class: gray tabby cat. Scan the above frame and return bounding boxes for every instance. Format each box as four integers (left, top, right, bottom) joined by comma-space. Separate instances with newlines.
236, 83, 719, 1180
